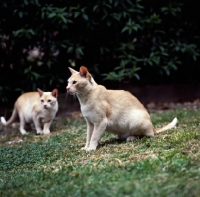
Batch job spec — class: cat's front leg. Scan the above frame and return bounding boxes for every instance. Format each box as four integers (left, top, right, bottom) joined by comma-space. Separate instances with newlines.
85, 119, 107, 151
32, 116, 43, 135
42, 122, 52, 135
81, 120, 94, 150
36, 128, 43, 135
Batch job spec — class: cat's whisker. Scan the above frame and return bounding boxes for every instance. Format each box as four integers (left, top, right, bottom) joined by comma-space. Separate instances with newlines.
65, 91, 69, 100
73, 95, 77, 100
74, 90, 82, 96
76, 90, 86, 97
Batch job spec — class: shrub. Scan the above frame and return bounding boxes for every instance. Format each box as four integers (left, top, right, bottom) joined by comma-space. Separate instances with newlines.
0, 0, 199, 104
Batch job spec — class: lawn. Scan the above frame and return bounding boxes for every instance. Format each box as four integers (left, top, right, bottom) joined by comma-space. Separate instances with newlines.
0, 108, 200, 197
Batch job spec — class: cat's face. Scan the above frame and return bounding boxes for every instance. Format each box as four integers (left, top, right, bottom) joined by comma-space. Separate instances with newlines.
66, 66, 90, 95
67, 74, 87, 95
37, 89, 58, 109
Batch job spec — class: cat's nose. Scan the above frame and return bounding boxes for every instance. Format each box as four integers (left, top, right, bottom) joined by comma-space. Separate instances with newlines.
66, 86, 70, 91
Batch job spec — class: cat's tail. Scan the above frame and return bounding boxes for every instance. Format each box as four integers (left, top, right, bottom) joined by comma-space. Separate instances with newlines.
154, 117, 178, 134
1, 108, 18, 126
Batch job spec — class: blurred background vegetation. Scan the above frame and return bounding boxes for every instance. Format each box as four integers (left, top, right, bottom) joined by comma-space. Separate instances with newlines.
0, 0, 199, 105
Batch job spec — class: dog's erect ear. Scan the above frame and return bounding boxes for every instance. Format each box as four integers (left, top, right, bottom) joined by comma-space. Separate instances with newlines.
52, 89, 58, 98
68, 67, 78, 75
37, 88, 43, 97
79, 66, 88, 78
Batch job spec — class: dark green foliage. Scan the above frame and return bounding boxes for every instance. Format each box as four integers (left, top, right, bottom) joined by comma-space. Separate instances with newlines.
0, 0, 199, 103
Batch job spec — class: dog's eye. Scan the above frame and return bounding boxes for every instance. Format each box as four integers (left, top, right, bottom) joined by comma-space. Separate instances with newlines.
48, 100, 51, 102
72, 81, 77, 84
41, 99, 44, 102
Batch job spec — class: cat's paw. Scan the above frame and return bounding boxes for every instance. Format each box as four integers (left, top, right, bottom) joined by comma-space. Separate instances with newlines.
42, 129, 50, 135
81, 146, 96, 151
36, 129, 43, 135
20, 129, 28, 135
85, 147, 97, 151
126, 136, 139, 142
81, 143, 90, 150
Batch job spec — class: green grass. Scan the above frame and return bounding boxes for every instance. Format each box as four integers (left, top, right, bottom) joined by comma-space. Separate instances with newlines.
0, 109, 200, 197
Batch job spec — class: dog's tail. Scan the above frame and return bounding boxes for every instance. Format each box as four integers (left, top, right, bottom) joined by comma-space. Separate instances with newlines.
154, 117, 178, 134
1, 108, 18, 126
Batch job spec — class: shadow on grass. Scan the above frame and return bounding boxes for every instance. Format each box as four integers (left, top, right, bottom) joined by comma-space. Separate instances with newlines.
98, 135, 147, 149
98, 138, 125, 148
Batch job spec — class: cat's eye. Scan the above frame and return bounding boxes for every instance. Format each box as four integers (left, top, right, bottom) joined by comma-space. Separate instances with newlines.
72, 80, 77, 84
41, 99, 44, 102
48, 100, 51, 102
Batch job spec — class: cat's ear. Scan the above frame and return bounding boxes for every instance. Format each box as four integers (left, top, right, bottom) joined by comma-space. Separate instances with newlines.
52, 89, 58, 98
79, 66, 88, 78
80, 65, 93, 83
68, 67, 78, 75
37, 88, 43, 97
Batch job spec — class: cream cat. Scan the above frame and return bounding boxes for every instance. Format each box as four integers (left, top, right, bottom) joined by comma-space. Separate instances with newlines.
66, 66, 177, 151
1, 88, 58, 135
